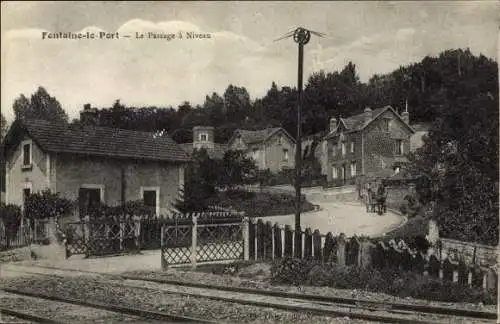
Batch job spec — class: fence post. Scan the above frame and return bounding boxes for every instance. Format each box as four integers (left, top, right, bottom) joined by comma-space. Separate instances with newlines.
242, 216, 249, 261
337, 234, 346, 267
134, 215, 141, 251
84, 215, 90, 257
119, 215, 124, 251
191, 215, 198, 269
34, 220, 38, 244
271, 223, 275, 260
161, 225, 167, 270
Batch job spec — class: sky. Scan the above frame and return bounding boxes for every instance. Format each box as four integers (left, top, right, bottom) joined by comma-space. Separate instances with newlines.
1, 1, 498, 122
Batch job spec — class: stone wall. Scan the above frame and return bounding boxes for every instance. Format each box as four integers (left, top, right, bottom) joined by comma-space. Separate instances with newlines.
438, 238, 498, 268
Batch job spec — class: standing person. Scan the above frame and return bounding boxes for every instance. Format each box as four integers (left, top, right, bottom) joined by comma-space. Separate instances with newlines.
366, 182, 372, 212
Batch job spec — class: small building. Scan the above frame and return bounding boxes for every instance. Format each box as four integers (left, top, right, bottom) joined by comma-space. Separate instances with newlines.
179, 126, 228, 160
227, 128, 296, 173
179, 126, 296, 173
322, 105, 415, 187
3, 109, 190, 216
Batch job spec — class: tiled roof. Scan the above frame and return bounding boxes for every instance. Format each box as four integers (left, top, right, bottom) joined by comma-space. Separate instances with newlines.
325, 106, 413, 139
235, 128, 281, 144
20, 119, 190, 162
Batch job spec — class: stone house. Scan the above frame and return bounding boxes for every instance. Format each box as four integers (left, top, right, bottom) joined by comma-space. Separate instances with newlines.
227, 128, 296, 173
321, 106, 415, 187
3, 113, 190, 217
180, 126, 296, 173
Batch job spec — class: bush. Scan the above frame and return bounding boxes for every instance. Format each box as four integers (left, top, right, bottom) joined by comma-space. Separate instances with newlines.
25, 190, 74, 219
208, 190, 314, 217
399, 194, 422, 218
0, 204, 22, 247
270, 258, 497, 304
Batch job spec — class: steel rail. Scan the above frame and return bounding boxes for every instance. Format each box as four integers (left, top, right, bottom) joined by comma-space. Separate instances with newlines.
0, 307, 64, 324
0, 287, 215, 324
21, 264, 496, 321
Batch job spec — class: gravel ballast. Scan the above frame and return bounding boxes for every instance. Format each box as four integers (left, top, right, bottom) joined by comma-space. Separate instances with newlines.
0, 275, 379, 323
124, 268, 497, 314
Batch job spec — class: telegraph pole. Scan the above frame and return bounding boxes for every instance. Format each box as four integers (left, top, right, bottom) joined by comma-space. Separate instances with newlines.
275, 27, 323, 257
293, 28, 310, 257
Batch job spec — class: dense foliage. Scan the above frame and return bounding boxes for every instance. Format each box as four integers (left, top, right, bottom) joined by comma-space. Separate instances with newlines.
24, 190, 74, 220
0, 203, 22, 247
207, 189, 314, 217
406, 51, 499, 245
13, 87, 68, 123
173, 148, 259, 212
270, 258, 497, 304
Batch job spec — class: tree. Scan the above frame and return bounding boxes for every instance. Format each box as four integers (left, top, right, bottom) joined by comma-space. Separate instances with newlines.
218, 150, 258, 189
13, 87, 68, 123
407, 80, 498, 245
204, 92, 225, 126
223, 85, 252, 124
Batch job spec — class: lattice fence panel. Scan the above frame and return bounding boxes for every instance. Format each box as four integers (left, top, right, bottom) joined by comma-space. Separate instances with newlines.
197, 224, 243, 262
161, 225, 192, 265
64, 222, 87, 257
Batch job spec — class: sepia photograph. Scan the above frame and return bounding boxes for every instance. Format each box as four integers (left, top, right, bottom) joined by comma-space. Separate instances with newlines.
0, 1, 498, 323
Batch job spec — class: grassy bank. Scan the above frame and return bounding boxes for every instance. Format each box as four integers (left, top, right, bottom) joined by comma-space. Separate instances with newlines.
209, 189, 315, 217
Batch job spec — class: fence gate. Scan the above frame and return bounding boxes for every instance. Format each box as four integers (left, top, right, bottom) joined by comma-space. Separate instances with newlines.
63, 218, 140, 258
63, 221, 88, 258
87, 219, 139, 257
161, 214, 245, 268
161, 220, 193, 266
197, 222, 243, 262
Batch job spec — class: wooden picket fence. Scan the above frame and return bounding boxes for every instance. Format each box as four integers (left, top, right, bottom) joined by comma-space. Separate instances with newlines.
246, 219, 499, 291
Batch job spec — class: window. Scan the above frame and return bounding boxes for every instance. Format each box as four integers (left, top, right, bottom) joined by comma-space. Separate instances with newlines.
22, 141, 32, 167
237, 136, 243, 145
350, 142, 354, 153
382, 119, 390, 132
278, 135, 283, 145
283, 149, 289, 161
396, 139, 404, 155
341, 143, 346, 156
199, 133, 208, 142
141, 187, 160, 216
332, 166, 338, 179
350, 162, 357, 177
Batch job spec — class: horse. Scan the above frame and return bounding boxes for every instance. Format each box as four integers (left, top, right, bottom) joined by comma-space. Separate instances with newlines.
375, 189, 388, 215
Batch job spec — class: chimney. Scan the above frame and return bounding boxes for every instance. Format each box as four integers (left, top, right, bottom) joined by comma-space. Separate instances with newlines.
364, 107, 373, 122
401, 100, 410, 125
193, 126, 215, 150
80, 104, 99, 126
329, 117, 337, 132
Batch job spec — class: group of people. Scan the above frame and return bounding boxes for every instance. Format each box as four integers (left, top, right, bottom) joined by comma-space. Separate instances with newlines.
362, 181, 388, 215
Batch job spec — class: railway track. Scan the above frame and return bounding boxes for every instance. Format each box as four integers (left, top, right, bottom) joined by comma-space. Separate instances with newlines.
0, 307, 63, 323
2, 263, 497, 324
0, 267, 215, 324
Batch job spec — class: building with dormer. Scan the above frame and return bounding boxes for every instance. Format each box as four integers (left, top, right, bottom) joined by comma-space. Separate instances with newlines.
321, 106, 415, 186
